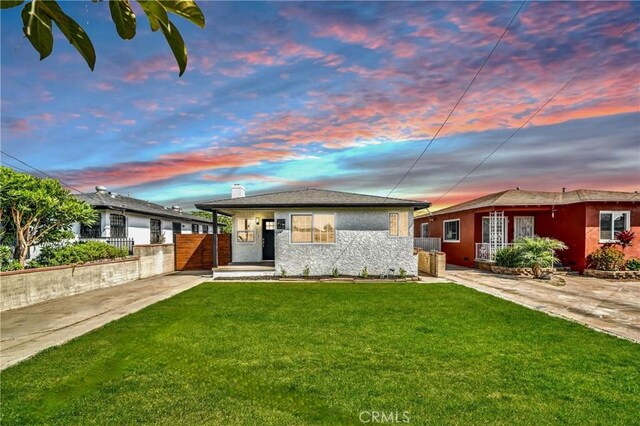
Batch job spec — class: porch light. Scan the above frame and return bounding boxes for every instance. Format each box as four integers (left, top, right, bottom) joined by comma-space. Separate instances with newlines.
255, 217, 260, 225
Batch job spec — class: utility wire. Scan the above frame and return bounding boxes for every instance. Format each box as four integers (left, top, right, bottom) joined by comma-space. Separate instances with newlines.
0, 150, 97, 201
430, 16, 639, 209
323, 2, 527, 274
385, 0, 526, 200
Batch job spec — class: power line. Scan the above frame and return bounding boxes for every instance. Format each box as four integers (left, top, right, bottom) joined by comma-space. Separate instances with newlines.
0, 150, 95, 200
1, 160, 36, 176
323, 2, 527, 274
385, 0, 526, 199
430, 16, 639, 208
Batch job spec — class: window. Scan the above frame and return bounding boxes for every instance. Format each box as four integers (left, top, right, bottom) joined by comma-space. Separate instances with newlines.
420, 223, 429, 238
150, 219, 162, 243
237, 218, 255, 243
443, 219, 460, 242
202, 225, 209, 234
291, 213, 335, 243
482, 217, 508, 243
172, 222, 182, 234
265, 221, 275, 231
80, 212, 101, 238
192, 224, 199, 234
313, 214, 335, 243
600, 211, 630, 242
292, 214, 312, 243
110, 214, 127, 238
389, 212, 409, 237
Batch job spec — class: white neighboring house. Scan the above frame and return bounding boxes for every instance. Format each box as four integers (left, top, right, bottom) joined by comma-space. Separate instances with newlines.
73, 186, 215, 246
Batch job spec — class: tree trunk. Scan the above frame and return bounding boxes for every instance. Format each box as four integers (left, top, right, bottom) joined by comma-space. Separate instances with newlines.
532, 263, 542, 278
16, 243, 29, 267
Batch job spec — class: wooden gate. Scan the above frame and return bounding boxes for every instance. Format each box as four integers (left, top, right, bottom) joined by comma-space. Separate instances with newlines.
175, 234, 231, 271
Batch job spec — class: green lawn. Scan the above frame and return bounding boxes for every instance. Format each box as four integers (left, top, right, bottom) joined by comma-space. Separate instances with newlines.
2, 283, 639, 425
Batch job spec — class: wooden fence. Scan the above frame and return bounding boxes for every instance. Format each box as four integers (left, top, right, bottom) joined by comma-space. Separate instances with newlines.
175, 234, 231, 271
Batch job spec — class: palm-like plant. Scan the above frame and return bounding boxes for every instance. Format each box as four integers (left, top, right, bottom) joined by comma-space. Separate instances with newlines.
514, 236, 568, 278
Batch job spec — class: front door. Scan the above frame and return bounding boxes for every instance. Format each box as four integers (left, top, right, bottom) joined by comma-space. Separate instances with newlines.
262, 219, 275, 261
514, 216, 535, 240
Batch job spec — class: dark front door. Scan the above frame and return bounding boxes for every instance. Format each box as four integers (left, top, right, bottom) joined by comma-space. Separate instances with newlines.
262, 219, 275, 261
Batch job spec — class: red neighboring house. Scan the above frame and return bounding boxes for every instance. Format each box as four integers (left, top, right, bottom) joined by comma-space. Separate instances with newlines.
414, 189, 640, 272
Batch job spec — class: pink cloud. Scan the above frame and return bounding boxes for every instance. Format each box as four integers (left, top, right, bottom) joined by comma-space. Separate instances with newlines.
95, 82, 115, 91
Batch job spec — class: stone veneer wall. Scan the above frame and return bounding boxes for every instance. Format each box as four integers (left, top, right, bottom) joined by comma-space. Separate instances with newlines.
274, 208, 417, 277
584, 269, 640, 279
0, 244, 175, 312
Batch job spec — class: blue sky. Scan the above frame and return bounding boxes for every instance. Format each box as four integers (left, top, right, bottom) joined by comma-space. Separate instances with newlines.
1, 1, 638, 209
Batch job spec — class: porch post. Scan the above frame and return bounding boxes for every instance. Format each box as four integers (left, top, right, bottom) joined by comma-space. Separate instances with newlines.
212, 210, 218, 269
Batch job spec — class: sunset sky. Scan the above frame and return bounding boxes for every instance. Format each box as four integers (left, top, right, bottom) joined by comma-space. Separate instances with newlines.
1, 1, 638, 210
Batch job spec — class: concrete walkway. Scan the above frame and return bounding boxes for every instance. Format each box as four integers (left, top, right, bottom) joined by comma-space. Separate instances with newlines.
446, 267, 640, 343
1, 271, 209, 370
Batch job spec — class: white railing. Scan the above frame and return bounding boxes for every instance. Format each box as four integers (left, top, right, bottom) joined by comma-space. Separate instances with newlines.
475, 242, 515, 262
414, 237, 441, 252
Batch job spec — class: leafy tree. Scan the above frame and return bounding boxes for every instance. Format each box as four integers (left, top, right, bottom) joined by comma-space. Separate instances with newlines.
1, 0, 205, 76
514, 236, 567, 278
0, 167, 96, 266
187, 210, 232, 234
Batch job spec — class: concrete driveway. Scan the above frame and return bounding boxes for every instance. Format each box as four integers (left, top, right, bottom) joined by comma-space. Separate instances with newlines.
1, 271, 209, 370
446, 267, 640, 343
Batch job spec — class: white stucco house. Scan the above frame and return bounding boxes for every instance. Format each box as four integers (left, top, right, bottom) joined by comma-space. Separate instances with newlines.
75, 186, 215, 246
195, 185, 430, 277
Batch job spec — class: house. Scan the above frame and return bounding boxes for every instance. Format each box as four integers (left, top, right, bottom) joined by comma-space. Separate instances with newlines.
414, 188, 640, 272
195, 185, 430, 276
75, 186, 215, 245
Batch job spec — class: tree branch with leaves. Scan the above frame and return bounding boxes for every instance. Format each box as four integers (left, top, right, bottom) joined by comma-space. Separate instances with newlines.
0, 167, 97, 266
1, 0, 205, 76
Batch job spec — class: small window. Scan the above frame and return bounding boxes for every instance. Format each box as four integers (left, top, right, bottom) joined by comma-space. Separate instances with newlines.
443, 219, 460, 242
202, 225, 209, 234
420, 223, 429, 238
237, 218, 255, 243
313, 214, 335, 243
389, 212, 409, 237
600, 211, 630, 242
150, 219, 162, 243
110, 214, 127, 238
81, 212, 102, 238
265, 221, 275, 231
172, 222, 182, 234
192, 224, 199, 234
292, 214, 312, 243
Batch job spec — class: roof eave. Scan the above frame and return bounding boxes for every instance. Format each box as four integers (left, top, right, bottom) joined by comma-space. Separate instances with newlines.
195, 202, 431, 211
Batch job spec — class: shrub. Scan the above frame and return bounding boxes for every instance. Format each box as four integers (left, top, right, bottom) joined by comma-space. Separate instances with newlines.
360, 266, 368, 279
29, 241, 128, 268
615, 230, 635, 249
514, 236, 567, 277
399, 268, 407, 278
587, 246, 625, 271
302, 265, 310, 279
280, 267, 287, 278
495, 246, 522, 267
625, 258, 640, 271
0, 245, 22, 271
331, 267, 339, 278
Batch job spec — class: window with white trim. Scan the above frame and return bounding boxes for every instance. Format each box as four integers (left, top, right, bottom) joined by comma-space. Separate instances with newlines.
599, 211, 630, 242
420, 223, 429, 238
291, 214, 335, 243
389, 212, 409, 237
236, 218, 255, 243
443, 219, 460, 242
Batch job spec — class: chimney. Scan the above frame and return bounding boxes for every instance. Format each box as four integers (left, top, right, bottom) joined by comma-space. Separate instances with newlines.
172, 205, 181, 212
95, 185, 107, 193
562, 187, 566, 193
516, 186, 520, 191
231, 184, 246, 199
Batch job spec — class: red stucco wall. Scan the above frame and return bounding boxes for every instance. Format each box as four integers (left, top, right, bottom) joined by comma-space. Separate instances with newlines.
415, 201, 640, 272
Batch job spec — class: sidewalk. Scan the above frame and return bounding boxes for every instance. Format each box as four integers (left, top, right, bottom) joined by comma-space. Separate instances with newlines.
446, 267, 640, 343
1, 271, 209, 370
